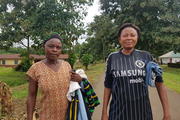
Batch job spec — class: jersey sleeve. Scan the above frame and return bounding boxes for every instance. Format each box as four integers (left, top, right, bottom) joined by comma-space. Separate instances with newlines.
104, 54, 113, 88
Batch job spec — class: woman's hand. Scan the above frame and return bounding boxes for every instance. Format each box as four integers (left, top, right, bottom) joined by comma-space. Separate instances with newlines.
101, 113, 109, 120
163, 114, 171, 120
70, 71, 83, 83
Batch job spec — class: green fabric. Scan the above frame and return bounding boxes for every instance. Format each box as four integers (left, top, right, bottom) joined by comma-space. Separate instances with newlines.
81, 79, 100, 113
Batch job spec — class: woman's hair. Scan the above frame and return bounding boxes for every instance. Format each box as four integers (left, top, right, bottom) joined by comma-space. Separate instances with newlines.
43, 34, 62, 45
118, 23, 140, 40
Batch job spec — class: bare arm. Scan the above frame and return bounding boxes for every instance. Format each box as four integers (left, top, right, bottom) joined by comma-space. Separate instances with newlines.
27, 77, 38, 120
155, 82, 171, 120
101, 87, 112, 120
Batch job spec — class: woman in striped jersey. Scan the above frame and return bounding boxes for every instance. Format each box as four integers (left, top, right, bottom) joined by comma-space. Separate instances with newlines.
101, 23, 171, 120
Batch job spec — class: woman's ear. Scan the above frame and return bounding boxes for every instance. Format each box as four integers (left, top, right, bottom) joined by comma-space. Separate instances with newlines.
43, 43, 46, 48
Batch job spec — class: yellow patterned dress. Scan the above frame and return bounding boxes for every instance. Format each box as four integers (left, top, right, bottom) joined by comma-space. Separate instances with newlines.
26, 60, 71, 120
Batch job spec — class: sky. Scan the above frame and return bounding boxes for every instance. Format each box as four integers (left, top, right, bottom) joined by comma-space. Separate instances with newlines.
78, 0, 101, 44
83, 0, 101, 25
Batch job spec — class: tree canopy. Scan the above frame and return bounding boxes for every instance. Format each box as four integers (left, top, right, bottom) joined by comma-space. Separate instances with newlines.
86, 0, 180, 59
0, 0, 93, 52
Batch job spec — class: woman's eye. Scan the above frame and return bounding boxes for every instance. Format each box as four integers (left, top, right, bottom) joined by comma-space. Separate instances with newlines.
48, 45, 54, 48
56, 46, 61, 49
123, 34, 128, 37
131, 34, 136, 37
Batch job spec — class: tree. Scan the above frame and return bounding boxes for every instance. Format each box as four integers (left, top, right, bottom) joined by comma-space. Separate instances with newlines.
67, 51, 77, 69
0, 0, 93, 53
14, 56, 33, 72
80, 54, 93, 70
86, 0, 180, 59
86, 15, 119, 60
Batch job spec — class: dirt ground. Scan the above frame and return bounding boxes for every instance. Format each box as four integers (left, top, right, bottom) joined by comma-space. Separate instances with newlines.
92, 75, 180, 120
11, 74, 180, 120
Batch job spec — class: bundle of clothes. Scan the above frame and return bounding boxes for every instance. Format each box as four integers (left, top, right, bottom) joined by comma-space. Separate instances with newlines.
145, 61, 163, 87
66, 69, 100, 120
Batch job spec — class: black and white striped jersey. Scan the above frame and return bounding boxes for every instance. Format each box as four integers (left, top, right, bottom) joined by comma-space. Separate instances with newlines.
104, 49, 159, 120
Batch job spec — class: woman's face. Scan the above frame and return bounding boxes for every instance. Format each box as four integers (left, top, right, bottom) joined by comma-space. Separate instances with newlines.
44, 38, 62, 60
119, 27, 138, 50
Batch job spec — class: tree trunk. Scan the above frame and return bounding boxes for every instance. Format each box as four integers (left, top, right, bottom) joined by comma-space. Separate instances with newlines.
27, 36, 30, 58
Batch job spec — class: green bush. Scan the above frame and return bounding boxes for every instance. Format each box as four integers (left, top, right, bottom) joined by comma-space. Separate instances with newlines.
80, 54, 93, 70
67, 52, 77, 69
168, 62, 180, 68
15, 57, 33, 72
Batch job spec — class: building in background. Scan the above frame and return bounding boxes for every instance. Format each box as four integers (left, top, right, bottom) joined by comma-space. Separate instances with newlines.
159, 51, 180, 64
0, 54, 69, 67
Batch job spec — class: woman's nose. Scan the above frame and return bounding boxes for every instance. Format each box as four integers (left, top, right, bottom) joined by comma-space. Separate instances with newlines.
52, 47, 58, 51
127, 35, 132, 39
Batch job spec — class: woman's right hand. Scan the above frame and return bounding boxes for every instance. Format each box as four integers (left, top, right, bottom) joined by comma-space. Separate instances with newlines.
101, 113, 109, 120
27, 77, 38, 120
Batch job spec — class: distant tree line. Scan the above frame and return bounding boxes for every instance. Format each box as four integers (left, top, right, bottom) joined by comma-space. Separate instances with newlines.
1, 0, 180, 68
0, 0, 93, 69
83, 0, 180, 60
0, 0, 93, 53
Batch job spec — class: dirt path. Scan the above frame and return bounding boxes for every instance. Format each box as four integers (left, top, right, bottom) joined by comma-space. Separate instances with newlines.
92, 74, 180, 120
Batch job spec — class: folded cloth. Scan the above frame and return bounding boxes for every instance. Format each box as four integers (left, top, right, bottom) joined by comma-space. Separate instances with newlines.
76, 69, 88, 79
66, 69, 87, 101
77, 89, 88, 120
66, 92, 79, 120
67, 81, 81, 101
80, 78, 100, 114
146, 61, 163, 87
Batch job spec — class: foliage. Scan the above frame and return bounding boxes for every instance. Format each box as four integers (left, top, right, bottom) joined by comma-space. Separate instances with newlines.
0, 48, 26, 54
80, 54, 93, 70
0, 0, 93, 53
86, 15, 119, 60
14, 56, 32, 72
168, 62, 180, 68
86, 0, 180, 60
67, 51, 77, 69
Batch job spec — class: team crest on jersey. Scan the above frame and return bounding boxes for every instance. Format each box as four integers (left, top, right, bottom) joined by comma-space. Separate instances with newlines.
135, 60, 145, 68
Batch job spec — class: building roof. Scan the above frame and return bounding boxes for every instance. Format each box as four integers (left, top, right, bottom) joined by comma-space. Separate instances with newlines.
159, 51, 180, 58
0, 54, 21, 60
0, 54, 69, 60
30, 54, 69, 59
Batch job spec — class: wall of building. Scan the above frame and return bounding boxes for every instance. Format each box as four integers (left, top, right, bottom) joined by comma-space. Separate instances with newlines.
0, 59, 21, 67
160, 58, 180, 64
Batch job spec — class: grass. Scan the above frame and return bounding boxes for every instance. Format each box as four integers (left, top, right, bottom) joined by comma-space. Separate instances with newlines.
0, 67, 28, 99
1, 63, 179, 99
14, 62, 105, 99
11, 83, 28, 99
0, 67, 27, 86
161, 65, 180, 93
84, 63, 105, 83
74, 61, 105, 83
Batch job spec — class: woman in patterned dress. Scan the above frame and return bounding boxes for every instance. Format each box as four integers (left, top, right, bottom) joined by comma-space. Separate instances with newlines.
101, 23, 171, 120
26, 34, 82, 120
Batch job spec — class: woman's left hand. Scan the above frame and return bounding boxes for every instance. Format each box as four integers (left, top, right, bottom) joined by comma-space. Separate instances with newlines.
70, 71, 83, 83
163, 114, 171, 120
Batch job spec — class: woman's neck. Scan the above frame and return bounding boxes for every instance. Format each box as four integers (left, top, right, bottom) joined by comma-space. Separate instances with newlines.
121, 48, 134, 55
45, 59, 58, 65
